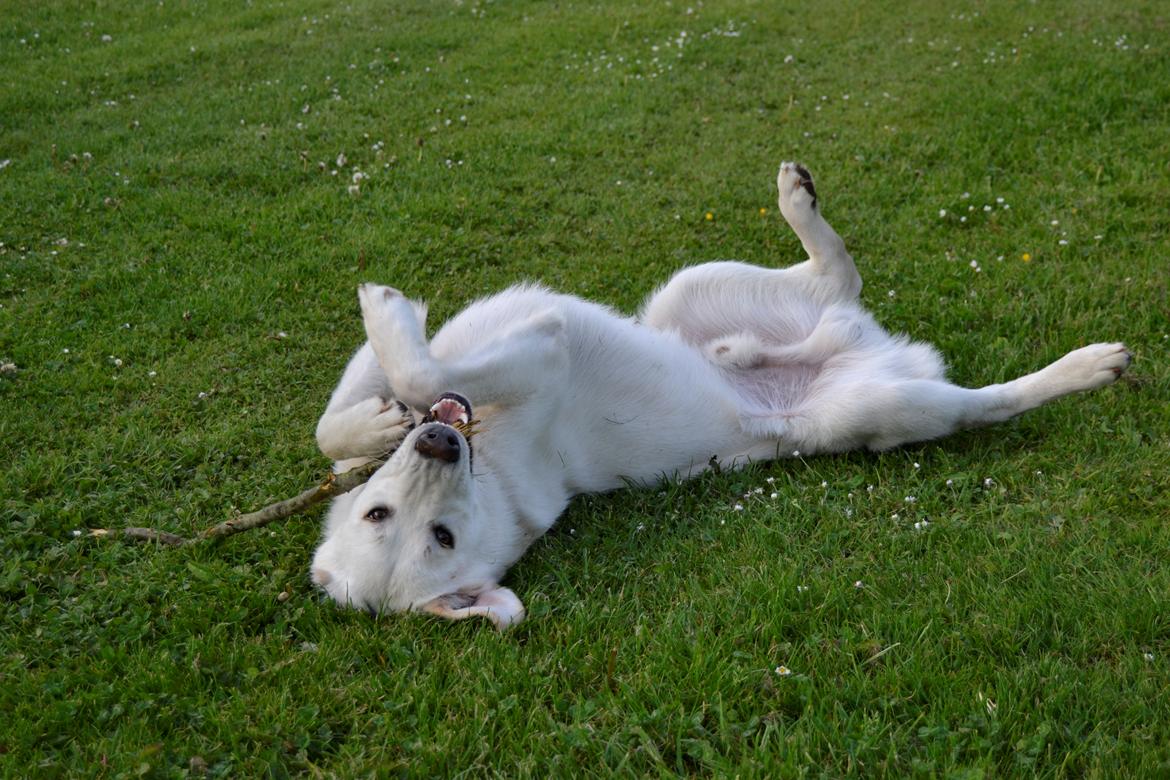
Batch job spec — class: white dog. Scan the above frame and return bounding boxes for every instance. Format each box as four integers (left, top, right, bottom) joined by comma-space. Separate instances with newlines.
310, 162, 1130, 629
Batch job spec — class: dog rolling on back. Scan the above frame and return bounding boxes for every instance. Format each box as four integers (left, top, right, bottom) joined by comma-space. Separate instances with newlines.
310, 162, 1131, 628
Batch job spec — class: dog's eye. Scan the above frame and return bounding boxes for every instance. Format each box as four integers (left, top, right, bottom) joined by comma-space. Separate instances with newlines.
433, 524, 455, 549
364, 505, 393, 523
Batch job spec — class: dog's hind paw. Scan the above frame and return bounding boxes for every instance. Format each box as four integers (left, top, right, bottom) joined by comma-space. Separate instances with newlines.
705, 332, 768, 370
1046, 342, 1132, 393
778, 161, 818, 219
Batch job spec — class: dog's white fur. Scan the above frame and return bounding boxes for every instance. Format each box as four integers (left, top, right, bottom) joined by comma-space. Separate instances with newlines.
311, 162, 1130, 629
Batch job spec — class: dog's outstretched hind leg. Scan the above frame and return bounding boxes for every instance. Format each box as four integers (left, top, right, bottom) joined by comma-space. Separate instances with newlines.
777, 162, 862, 302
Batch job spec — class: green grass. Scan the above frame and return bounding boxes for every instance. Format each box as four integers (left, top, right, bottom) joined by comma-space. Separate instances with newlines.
2, 0, 1168, 776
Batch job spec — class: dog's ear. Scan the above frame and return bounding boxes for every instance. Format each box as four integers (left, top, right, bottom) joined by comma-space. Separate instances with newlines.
422, 586, 525, 630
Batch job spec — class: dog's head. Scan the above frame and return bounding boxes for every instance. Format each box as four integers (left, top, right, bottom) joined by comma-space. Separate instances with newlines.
310, 393, 525, 629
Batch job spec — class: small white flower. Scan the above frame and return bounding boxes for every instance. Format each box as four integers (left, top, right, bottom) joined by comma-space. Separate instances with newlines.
945, 479, 953, 487
770, 492, 778, 499
766, 477, 775, 484
984, 477, 994, 487
854, 580, 864, 589
733, 504, 744, 511
939, 209, 947, 218
887, 289, 895, 298
961, 192, 970, 199
72, 529, 83, 537
148, 370, 157, 378
983, 205, 992, 212
198, 391, 208, 399
792, 450, 800, 457
336, 152, 348, 167
913, 462, 920, 469
904, 496, 917, 503
1050, 219, 1059, 226
774, 665, 793, 676
820, 480, 828, 488
890, 513, 899, 520
753, 487, 763, 494
1144, 652, 1155, 662
796, 585, 808, 593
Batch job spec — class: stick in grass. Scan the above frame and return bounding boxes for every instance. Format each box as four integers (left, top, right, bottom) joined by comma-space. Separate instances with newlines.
88, 418, 480, 546
87, 460, 384, 547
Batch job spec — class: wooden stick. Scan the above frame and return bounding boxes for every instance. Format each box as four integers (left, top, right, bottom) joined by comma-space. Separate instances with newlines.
87, 460, 383, 546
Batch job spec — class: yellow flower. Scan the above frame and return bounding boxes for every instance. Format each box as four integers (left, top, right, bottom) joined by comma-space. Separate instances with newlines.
705, 211, 714, 221
759, 207, 767, 216
1021, 252, 1032, 262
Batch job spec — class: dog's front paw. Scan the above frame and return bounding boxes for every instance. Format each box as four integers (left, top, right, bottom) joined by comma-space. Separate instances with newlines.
365, 397, 417, 456
777, 161, 818, 221
357, 283, 429, 359
1048, 343, 1132, 392
358, 283, 411, 324
318, 396, 417, 460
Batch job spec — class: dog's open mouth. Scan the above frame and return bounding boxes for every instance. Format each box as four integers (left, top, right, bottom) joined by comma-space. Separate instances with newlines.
420, 392, 477, 466
423, 392, 473, 427
423, 392, 472, 430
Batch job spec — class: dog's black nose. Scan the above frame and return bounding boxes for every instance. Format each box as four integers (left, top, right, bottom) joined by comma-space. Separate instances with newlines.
414, 423, 462, 463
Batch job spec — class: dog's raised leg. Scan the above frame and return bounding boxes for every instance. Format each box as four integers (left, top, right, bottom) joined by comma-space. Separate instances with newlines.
359, 284, 568, 411
777, 162, 862, 302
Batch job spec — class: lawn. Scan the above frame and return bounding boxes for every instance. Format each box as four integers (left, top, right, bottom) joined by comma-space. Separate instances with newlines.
2, 0, 1168, 776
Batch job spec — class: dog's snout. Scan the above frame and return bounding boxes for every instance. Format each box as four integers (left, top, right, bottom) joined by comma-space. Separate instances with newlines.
414, 423, 462, 463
